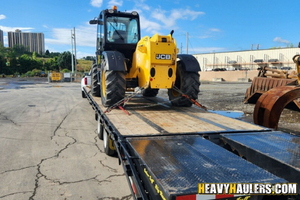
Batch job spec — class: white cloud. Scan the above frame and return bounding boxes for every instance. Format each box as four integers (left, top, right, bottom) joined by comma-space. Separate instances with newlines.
77, 51, 94, 59
45, 24, 97, 48
152, 8, 205, 28
90, 0, 103, 8
209, 28, 221, 32
0, 14, 6, 20
107, 0, 123, 8
0, 25, 34, 32
139, 15, 161, 34
43, 25, 48, 29
273, 37, 289, 44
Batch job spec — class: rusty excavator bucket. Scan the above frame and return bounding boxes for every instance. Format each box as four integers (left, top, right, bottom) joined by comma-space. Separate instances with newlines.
253, 55, 300, 129
244, 66, 299, 106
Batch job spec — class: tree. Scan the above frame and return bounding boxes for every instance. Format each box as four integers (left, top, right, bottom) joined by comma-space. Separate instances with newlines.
12, 45, 30, 57
32, 51, 37, 60
19, 54, 32, 74
57, 51, 74, 71
0, 45, 6, 74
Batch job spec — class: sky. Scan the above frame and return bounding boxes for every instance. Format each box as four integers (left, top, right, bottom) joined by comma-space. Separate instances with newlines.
0, 0, 299, 58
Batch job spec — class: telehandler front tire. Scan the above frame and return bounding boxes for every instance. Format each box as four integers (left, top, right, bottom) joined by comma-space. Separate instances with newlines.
100, 64, 126, 107
168, 62, 200, 107
91, 64, 101, 97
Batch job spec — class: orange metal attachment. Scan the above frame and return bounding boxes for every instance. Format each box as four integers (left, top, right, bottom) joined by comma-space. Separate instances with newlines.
244, 76, 298, 104
253, 86, 300, 129
252, 54, 300, 129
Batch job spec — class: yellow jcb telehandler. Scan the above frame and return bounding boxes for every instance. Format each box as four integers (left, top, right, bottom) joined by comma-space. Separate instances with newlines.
89, 6, 200, 108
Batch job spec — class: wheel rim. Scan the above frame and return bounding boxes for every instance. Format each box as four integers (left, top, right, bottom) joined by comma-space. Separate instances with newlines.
97, 119, 100, 134
103, 129, 108, 149
102, 70, 106, 96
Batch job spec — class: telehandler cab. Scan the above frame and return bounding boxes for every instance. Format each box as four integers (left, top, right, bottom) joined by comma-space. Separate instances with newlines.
89, 6, 200, 107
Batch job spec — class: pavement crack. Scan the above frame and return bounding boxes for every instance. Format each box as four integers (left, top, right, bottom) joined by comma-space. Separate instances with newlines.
29, 132, 77, 200
0, 165, 36, 175
94, 136, 104, 153
51, 101, 81, 140
97, 194, 132, 200
106, 174, 126, 179
0, 112, 19, 126
0, 191, 33, 199
99, 160, 117, 173
121, 194, 132, 200
55, 175, 99, 185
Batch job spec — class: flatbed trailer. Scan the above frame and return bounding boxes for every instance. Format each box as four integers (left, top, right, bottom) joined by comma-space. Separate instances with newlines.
83, 86, 300, 200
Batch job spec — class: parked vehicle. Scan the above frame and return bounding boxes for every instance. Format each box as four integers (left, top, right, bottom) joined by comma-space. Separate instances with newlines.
81, 71, 91, 98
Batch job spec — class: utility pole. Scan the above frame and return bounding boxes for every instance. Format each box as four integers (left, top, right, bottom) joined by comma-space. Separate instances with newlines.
186, 32, 189, 54
71, 30, 74, 74
181, 43, 183, 54
73, 27, 77, 79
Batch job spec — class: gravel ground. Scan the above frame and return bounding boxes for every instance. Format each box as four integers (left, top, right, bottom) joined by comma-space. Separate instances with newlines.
159, 81, 300, 135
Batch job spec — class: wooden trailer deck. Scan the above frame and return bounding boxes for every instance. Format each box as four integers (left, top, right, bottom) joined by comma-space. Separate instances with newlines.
86, 88, 266, 137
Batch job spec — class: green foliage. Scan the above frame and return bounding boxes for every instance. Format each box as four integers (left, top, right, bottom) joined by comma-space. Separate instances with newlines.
0, 46, 82, 76
77, 59, 93, 72
83, 56, 95, 61
57, 51, 74, 71
61, 68, 71, 73
12, 45, 30, 57
32, 51, 36, 60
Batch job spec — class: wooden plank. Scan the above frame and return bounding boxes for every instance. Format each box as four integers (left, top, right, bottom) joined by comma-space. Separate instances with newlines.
85, 87, 264, 137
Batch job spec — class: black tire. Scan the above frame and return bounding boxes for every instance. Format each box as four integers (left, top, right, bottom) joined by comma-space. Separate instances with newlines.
97, 118, 103, 140
82, 90, 86, 98
168, 62, 200, 107
100, 62, 126, 107
91, 64, 100, 97
103, 129, 116, 156
142, 88, 159, 97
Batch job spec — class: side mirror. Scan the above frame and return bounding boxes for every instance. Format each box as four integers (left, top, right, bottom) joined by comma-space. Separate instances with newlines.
89, 19, 98, 24
89, 19, 104, 25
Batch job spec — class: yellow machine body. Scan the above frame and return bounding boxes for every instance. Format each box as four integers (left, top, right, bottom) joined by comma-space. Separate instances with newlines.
127, 33, 178, 89
293, 55, 300, 84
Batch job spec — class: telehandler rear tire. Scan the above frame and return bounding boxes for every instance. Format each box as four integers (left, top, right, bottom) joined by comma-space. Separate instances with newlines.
100, 64, 126, 107
142, 88, 159, 97
91, 64, 101, 97
168, 62, 200, 107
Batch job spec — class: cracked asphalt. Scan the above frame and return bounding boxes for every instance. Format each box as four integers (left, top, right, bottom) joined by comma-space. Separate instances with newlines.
0, 78, 131, 200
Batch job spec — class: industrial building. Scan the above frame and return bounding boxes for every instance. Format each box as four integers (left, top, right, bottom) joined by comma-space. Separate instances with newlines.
193, 48, 300, 71
0, 29, 3, 46
7, 29, 45, 54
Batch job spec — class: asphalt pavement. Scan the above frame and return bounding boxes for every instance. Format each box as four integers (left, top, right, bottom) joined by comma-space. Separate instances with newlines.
0, 78, 131, 200
1, 78, 300, 200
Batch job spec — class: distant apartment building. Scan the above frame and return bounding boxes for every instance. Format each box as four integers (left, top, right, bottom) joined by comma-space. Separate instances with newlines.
0, 29, 3, 46
8, 29, 45, 54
